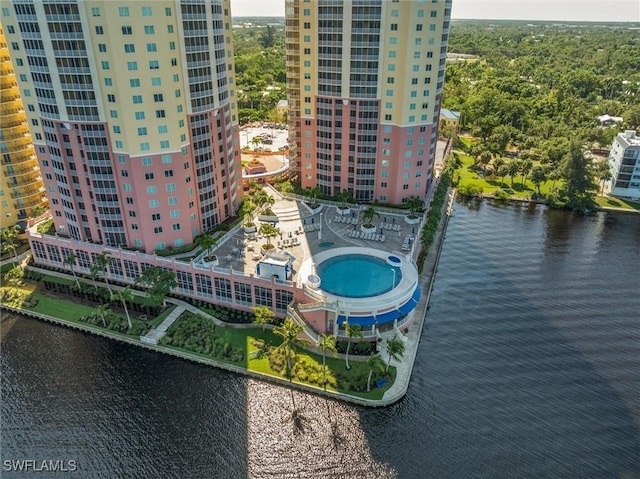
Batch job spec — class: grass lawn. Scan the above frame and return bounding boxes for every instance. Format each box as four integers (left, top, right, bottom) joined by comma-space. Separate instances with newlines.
1, 282, 174, 337
456, 152, 560, 199
1, 262, 18, 274
595, 196, 640, 211
163, 314, 395, 400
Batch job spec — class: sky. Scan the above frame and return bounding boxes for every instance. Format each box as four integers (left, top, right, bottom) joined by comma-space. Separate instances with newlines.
230, 0, 640, 23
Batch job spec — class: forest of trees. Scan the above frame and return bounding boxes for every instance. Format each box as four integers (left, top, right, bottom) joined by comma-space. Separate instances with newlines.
233, 21, 287, 124
231, 19, 640, 210
442, 21, 640, 211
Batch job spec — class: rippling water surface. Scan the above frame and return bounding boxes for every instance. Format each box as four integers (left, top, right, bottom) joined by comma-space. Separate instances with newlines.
2, 201, 639, 478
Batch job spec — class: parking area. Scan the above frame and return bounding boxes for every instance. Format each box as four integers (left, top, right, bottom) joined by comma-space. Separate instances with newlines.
240, 124, 290, 153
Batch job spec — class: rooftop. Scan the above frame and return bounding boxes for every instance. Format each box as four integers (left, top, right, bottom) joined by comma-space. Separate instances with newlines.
200, 188, 420, 288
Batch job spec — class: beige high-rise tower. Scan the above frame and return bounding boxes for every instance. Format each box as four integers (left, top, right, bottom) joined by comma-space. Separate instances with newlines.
286, 0, 452, 204
2, 1, 240, 253
0, 24, 47, 230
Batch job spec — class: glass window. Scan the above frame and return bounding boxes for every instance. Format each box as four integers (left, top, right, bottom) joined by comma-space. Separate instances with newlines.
118, 7, 130, 16
144, 25, 155, 34
130, 78, 140, 87
141, 6, 152, 16
149, 200, 159, 208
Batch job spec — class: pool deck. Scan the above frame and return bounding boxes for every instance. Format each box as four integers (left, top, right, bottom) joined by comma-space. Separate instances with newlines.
210, 185, 420, 287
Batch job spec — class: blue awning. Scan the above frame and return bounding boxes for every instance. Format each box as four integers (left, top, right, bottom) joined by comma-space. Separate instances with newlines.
411, 286, 422, 303
337, 315, 375, 326
375, 309, 402, 325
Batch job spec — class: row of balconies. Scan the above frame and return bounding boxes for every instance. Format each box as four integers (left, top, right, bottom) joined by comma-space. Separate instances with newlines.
10, 183, 44, 199
4, 164, 38, 177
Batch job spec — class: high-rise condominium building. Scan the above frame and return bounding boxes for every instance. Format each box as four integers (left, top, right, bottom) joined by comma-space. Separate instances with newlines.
608, 130, 640, 199
286, 0, 452, 204
0, 24, 47, 230
1, 0, 241, 253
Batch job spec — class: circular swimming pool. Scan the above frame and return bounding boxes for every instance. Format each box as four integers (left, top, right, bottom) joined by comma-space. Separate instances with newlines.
317, 254, 402, 298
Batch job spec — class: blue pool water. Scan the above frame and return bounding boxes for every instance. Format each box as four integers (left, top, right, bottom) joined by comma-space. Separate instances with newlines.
317, 254, 401, 297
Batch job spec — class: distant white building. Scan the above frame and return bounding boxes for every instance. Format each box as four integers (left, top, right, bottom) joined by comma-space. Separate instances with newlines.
608, 130, 640, 199
598, 114, 623, 127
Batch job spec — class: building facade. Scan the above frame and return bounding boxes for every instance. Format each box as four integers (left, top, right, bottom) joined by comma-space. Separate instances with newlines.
608, 130, 640, 199
1, 0, 242, 252
285, 0, 451, 204
0, 24, 47, 230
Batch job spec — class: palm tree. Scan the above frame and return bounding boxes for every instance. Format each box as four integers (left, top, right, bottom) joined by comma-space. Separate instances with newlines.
255, 191, 275, 210
317, 334, 337, 391
595, 160, 612, 195
336, 189, 353, 210
94, 303, 111, 327
3, 265, 24, 294
0, 225, 21, 266
366, 353, 386, 392
196, 232, 217, 261
258, 223, 279, 247
405, 196, 424, 218
135, 266, 177, 308
91, 252, 113, 294
520, 159, 533, 187
273, 317, 308, 381
361, 207, 379, 227
343, 321, 364, 370
250, 136, 262, 151
385, 335, 405, 372
253, 305, 275, 332
63, 253, 81, 290
111, 286, 134, 329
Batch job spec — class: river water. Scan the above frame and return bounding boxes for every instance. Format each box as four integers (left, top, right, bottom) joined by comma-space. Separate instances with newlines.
2, 200, 639, 479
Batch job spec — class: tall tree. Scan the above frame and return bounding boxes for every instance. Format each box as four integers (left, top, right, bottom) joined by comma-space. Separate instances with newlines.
561, 141, 596, 196
3, 265, 24, 294
93, 303, 111, 327
595, 160, 613, 195
366, 353, 386, 393
63, 253, 81, 290
135, 267, 177, 308
507, 160, 520, 188
273, 317, 308, 381
343, 321, 364, 370
1, 225, 21, 266
519, 159, 533, 186
385, 335, 406, 372
253, 305, 275, 332
530, 166, 547, 195
111, 286, 134, 329
92, 252, 113, 294
317, 334, 338, 391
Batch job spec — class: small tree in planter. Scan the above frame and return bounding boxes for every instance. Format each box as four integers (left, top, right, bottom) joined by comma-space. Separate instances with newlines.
405, 195, 424, 220
196, 232, 218, 262
259, 223, 280, 250
305, 186, 321, 209
361, 206, 379, 228
336, 189, 353, 214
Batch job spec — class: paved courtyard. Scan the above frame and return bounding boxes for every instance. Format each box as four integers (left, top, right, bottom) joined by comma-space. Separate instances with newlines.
209, 187, 420, 286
